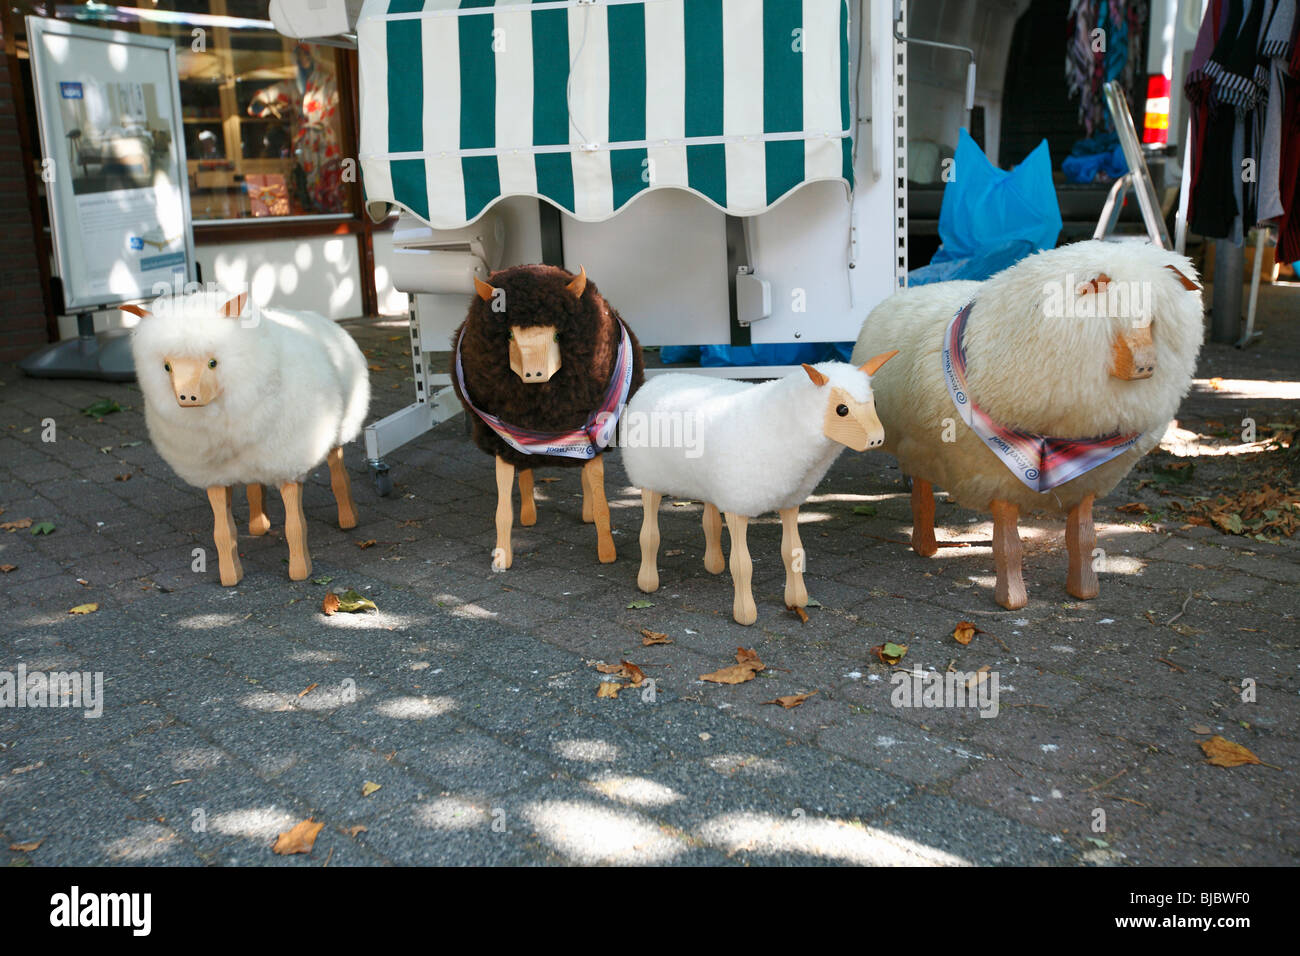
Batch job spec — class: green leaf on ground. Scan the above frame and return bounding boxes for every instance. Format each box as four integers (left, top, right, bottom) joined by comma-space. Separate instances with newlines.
30, 522, 55, 536
82, 399, 121, 418
852, 505, 878, 516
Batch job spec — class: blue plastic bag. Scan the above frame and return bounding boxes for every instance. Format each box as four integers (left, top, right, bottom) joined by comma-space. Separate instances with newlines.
908, 238, 1038, 286
932, 128, 1062, 264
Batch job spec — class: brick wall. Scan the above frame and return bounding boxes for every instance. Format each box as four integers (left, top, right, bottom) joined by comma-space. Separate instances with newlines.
0, 22, 52, 362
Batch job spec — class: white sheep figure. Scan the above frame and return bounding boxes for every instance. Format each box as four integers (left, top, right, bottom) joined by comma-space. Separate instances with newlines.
126, 291, 370, 586
852, 239, 1204, 610
622, 354, 898, 625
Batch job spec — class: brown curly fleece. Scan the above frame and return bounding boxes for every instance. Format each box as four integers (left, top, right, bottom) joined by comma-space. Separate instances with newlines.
451, 264, 645, 470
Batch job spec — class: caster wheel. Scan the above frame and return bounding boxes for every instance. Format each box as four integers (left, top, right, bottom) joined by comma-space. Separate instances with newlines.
370, 462, 393, 497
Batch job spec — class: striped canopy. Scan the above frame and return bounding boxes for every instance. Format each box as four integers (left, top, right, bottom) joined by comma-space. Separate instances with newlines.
357, 0, 853, 228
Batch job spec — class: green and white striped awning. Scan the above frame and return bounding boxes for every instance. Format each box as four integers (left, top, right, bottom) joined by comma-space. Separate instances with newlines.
357, 0, 853, 228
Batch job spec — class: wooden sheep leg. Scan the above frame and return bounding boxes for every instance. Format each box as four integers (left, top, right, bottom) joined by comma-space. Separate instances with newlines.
1066, 493, 1099, 600
279, 481, 312, 581
206, 485, 243, 587
990, 499, 1027, 610
638, 490, 662, 592
702, 503, 725, 574
494, 455, 514, 570
580, 465, 594, 523
910, 477, 939, 557
247, 483, 271, 536
584, 456, 616, 564
518, 468, 537, 526
726, 512, 758, 626
780, 507, 808, 609
327, 446, 358, 530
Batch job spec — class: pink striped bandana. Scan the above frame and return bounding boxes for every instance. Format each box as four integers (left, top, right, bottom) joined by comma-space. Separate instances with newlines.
941, 301, 1142, 492
455, 320, 635, 460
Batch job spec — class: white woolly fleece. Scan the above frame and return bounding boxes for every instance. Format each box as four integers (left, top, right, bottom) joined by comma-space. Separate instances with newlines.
130, 292, 370, 488
851, 240, 1204, 513
621, 362, 877, 516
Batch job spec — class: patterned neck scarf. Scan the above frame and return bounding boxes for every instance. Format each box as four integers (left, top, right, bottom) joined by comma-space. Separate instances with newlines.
455, 319, 635, 460
942, 301, 1143, 492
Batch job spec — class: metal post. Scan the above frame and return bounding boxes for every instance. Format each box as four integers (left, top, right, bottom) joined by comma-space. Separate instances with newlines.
1210, 239, 1244, 343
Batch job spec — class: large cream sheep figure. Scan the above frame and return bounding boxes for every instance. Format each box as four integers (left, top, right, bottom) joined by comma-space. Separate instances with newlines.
623, 355, 897, 625
127, 291, 370, 586
852, 240, 1204, 610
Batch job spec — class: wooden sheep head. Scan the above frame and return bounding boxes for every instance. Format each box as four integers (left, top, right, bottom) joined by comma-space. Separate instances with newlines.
122, 293, 246, 407
804, 350, 898, 451
1075, 273, 1158, 382
475, 267, 588, 384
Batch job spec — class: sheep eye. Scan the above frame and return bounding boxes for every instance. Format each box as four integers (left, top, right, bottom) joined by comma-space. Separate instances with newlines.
163, 362, 171, 373
208, 359, 218, 369
506, 330, 513, 340
554, 332, 560, 342
836, 404, 849, 417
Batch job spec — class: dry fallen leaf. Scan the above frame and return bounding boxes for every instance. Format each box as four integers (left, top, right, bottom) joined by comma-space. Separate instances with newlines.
1117, 502, 1151, 515
68, 603, 98, 615
356, 539, 377, 550
700, 664, 760, 684
298, 683, 318, 698
640, 629, 672, 646
321, 593, 341, 616
346, 825, 368, 837
763, 691, 818, 709
1, 518, 33, 531
953, 621, 978, 645
594, 662, 624, 674
114, 473, 132, 482
789, 605, 810, 624
620, 661, 646, 687
1191, 724, 1213, 735
9, 838, 43, 852
1200, 735, 1278, 769
361, 781, 382, 797
701, 649, 766, 685
272, 818, 324, 855
965, 665, 992, 690
328, 589, 377, 613
596, 682, 622, 699
871, 642, 908, 665
0, 565, 15, 573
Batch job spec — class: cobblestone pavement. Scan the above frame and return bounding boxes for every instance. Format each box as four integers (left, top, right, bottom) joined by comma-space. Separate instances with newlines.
0, 285, 1297, 866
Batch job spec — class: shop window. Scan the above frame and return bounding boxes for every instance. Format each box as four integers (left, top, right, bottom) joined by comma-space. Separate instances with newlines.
21, 0, 354, 222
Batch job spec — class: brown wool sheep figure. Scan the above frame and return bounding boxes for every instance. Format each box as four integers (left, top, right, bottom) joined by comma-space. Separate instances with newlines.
852, 240, 1204, 610
451, 264, 645, 570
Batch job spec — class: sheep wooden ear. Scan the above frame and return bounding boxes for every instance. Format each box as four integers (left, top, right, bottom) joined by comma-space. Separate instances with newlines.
565, 265, 587, 298
859, 349, 899, 376
1077, 273, 1112, 296
119, 304, 149, 319
1165, 264, 1201, 291
221, 293, 247, 319
474, 276, 496, 302
801, 363, 829, 387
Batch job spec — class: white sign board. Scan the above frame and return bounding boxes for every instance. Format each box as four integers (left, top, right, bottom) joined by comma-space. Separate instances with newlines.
27, 17, 195, 312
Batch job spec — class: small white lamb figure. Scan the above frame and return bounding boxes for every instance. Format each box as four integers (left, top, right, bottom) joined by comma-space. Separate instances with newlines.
622, 355, 898, 625
127, 291, 370, 586
852, 239, 1204, 609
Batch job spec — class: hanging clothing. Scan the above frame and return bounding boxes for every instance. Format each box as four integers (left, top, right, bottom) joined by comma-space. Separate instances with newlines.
1187, 0, 1300, 250
1275, 8, 1300, 259
1066, 0, 1149, 137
